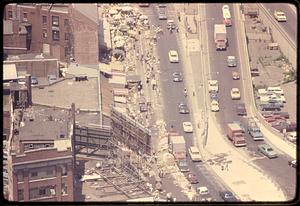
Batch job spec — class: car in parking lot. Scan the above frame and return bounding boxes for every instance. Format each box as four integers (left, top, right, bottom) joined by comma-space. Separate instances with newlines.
230, 88, 241, 100
183, 122, 193, 133
167, 19, 176, 30
219, 191, 239, 202
172, 72, 183, 82
188, 146, 201, 162
178, 103, 189, 114
47, 75, 58, 84
236, 103, 246, 115
227, 56, 237, 67
187, 173, 199, 184
211, 100, 219, 112
232, 71, 240, 80
31, 76, 38, 85
208, 80, 218, 93
286, 131, 296, 143
258, 144, 278, 158
168, 50, 179, 63
288, 160, 296, 168
158, 8, 167, 20
274, 10, 287, 22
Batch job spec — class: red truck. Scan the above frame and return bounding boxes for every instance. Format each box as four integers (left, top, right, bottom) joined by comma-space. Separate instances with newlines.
226, 123, 246, 147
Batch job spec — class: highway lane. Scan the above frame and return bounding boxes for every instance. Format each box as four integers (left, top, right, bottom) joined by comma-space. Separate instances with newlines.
140, 4, 228, 201
205, 3, 296, 200
262, 3, 297, 43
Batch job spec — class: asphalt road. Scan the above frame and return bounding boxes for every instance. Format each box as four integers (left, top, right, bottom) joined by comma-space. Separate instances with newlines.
205, 3, 296, 200
140, 4, 228, 201
262, 3, 297, 43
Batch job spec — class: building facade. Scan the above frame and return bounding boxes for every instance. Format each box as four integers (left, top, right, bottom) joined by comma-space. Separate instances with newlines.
4, 3, 99, 65
6, 106, 75, 201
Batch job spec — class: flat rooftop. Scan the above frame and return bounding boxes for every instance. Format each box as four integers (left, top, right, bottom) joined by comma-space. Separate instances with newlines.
32, 77, 99, 111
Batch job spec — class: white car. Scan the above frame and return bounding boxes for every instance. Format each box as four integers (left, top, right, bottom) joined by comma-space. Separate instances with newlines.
211, 100, 219, 112
183, 122, 193, 133
208, 80, 218, 93
227, 56, 237, 67
197, 186, 209, 195
274, 10, 287, 22
168, 50, 179, 63
231, 88, 241, 100
188, 146, 201, 162
286, 132, 296, 143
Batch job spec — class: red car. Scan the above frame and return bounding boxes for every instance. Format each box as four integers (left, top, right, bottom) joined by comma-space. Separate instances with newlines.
232, 71, 240, 80
187, 173, 199, 184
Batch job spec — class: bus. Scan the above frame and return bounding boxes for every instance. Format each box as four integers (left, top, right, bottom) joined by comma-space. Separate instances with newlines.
222, 5, 232, 26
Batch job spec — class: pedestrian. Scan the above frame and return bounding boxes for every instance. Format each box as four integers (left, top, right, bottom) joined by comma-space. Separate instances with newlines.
226, 163, 229, 171
176, 26, 179, 33
193, 91, 195, 96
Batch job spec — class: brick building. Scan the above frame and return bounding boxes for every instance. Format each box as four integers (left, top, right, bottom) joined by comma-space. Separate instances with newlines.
6, 106, 75, 201
4, 3, 99, 65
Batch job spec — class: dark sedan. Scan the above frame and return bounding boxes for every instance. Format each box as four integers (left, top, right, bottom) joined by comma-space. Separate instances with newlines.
178, 103, 189, 114
210, 91, 219, 102
219, 191, 239, 202
236, 103, 246, 116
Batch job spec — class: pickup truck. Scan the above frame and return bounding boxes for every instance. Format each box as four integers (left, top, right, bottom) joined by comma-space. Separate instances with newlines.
247, 118, 264, 141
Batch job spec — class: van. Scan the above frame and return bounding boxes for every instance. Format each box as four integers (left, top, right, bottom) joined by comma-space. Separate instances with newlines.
267, 87, 284, 95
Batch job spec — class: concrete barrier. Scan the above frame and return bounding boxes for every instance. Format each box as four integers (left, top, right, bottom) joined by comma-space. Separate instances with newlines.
257, 4, 296, 69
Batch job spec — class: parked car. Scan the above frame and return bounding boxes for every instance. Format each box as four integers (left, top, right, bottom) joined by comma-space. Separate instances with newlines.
183, 122, 193, 133
168, 50, 179, 63
236, 103, 246, 115
258, 144, 278, 158
158, 8, 167, 20
232, 71, 240, 80
230, 88, 241, 100
211, 100, 219, 112
31, 76, 38, 85
187, 173, 199, 184
177, 160, 189, 172
47, 75, 57, 84
260, 103, 281, 111
274, 10, 287, 22
178, 103, 189, 114
167, 19, 176, 30
188, 146, 201, 162
208, 80, 218, 93
288, 160, 296, 168
286, 131, 296, 143
227, 56, 237, 67
219, 191, 239, 202
210, 91, 219, 102
197, 186, 209, 195
172, 72, 183, 82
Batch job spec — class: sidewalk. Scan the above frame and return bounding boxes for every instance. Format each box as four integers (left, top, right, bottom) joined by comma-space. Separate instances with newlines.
174, 3, 287, 201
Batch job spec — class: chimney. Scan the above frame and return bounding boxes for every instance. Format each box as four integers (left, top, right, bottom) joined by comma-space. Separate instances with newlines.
25, 74, 32, 106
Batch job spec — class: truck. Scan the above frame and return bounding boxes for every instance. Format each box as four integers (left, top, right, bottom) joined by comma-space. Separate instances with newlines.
214, 24, 227, 50
247, 118, 264, 141
168, 132, 186, 160
226, 123, 246, 147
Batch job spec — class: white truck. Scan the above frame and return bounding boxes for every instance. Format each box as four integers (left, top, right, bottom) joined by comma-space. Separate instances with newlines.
168, 132, 186, 160
214, 24, 227, 50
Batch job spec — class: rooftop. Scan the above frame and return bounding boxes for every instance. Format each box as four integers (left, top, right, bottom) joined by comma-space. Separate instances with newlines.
17, 105, 72, 142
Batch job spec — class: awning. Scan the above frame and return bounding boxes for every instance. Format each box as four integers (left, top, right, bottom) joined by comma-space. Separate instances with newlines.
113, 88, 129, 96
114, 96, 127, 103
109, 9, 118, 15
109, 72, 126, 85
99, 63, 111, 75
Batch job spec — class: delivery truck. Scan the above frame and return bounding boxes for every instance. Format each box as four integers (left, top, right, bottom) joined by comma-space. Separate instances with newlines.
168, 132, 186, 160
226, 123, 246, 147
214, 24, 227, 50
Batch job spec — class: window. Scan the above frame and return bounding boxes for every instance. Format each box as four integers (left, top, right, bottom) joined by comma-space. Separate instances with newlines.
42, 15, 47, 24
8, 11, 13, 19
52, 16, 59, 26
52, 30, 60, 41
61, 164, 67, 176
65, 33, 69, 40
17, 171, 24, 182
39, 188, 46, 196
42, 29, 47, 38
64, 19, 69, 26
30, 171, 38, 177
18, 189, 24, 201
61, 183, 68, 195
23, 13, 28, 21
29, 187, 38, 199
46, 168, 53, 176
